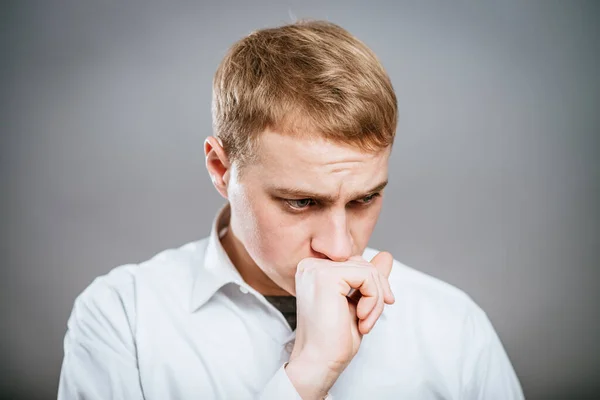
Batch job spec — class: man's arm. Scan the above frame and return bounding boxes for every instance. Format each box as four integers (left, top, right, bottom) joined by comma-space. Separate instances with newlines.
58, 274, 144, 400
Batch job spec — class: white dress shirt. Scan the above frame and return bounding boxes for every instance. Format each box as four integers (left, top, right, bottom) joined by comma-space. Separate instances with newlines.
58, 205, 524, 399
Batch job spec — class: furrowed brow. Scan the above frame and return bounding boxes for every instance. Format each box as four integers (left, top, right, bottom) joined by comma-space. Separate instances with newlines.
349, 180, 388, 201
269, 187, 337, 204
269, 180, 388, 204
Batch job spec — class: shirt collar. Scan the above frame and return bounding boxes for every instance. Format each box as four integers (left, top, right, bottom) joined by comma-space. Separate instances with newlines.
190, 203, 244, 312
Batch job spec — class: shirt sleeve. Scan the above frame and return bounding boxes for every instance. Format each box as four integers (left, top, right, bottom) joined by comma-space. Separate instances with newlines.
461, 307, 525, 400
58, 271, 144, 400
258, 363, 303, 400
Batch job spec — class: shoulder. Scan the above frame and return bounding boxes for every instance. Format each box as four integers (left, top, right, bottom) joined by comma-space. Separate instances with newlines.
77, 238, 208, 301
363, 247, 501, 371
69, 238, 209, 335
363, 248, 523, 397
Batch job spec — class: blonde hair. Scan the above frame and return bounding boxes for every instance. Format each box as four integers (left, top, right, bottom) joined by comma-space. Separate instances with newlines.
212, 20, 397, 166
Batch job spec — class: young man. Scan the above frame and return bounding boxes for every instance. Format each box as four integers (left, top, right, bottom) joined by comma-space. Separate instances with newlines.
58, 21, 524, 399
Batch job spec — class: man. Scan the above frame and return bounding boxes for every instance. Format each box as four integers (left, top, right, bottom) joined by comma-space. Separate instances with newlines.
58, 20, 524, 399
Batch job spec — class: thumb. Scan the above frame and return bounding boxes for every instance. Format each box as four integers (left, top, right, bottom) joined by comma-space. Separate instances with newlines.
370, 251, 393, 278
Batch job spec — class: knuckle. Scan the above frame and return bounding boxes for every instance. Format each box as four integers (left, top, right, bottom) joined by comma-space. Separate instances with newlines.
297, 258, 318, 271
296, 259, 308, 275
297, 259, 317, 276
314, 266, 332, 280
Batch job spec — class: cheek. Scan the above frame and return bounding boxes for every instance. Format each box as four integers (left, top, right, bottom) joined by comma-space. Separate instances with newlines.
350, 204, 383, 250
250, 208, 285, 257
235, 195, 307, 271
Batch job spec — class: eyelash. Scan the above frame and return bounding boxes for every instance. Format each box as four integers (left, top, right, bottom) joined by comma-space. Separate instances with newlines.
283, 193, 381, 212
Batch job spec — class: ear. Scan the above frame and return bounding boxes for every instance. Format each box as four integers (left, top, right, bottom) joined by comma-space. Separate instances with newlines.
204, 136, 230, 199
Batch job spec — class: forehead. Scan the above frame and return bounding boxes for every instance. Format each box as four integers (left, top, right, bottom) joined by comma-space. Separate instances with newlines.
248, 129, 390, 190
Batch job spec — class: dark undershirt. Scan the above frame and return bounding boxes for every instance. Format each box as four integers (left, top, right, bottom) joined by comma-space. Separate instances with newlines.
263, 295, 297, 331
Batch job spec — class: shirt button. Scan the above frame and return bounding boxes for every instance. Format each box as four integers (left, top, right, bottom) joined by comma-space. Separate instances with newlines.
239, 286, 249, 294
285, 341, 294, 353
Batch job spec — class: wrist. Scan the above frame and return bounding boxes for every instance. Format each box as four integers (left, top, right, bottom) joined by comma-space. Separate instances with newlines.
285, 356, 339, 400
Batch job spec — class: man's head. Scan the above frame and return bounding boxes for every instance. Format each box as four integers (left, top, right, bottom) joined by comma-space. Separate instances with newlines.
205, 21, 397, 295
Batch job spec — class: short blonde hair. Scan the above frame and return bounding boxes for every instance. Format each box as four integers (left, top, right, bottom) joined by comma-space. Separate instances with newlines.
212, 20, 397, 166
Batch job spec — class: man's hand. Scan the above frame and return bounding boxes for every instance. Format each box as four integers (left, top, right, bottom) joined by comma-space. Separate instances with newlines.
285, 252, 395, 400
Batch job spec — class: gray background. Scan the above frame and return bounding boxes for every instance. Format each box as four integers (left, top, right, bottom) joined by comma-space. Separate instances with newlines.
2, 1, 599, 399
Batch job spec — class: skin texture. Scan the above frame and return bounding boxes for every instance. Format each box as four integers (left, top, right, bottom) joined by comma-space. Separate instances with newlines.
205, 129, 395, 399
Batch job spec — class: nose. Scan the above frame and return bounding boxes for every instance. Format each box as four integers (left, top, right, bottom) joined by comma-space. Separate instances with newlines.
310, 209, 353, 262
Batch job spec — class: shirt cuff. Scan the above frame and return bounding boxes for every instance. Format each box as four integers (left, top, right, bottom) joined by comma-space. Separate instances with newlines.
259, 363, 303, 400
260, 363, 332, 400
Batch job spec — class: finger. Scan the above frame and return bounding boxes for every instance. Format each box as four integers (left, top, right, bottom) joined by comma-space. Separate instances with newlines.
370, 252, 395, 304
360, 297, 384, 334
344, 256, 370, 305
380, 273, 395, 305
370, 251, 393, 278
344, 255, 381, 304
348, 255, 366, 262
375, 268, 394, 305
347, 301, 364, 338
347, 300, 359, 323
356, 276, 377, 320
331, 266, 380, 320
334, 265, 380, 299
359, 271, 385, 334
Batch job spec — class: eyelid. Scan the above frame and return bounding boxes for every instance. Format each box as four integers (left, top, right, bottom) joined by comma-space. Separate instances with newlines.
354, 192, 381, 203
281, 192, 381, 212
283, 198, 315, 211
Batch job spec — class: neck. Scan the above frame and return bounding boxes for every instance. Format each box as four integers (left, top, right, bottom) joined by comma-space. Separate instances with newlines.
220, 225, 290, 296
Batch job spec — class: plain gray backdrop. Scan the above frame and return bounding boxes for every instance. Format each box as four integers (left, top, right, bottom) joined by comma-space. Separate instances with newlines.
2, 1, 599, 399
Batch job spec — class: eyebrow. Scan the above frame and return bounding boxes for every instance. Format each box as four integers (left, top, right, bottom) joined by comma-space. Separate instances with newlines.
268, 180, 388, 204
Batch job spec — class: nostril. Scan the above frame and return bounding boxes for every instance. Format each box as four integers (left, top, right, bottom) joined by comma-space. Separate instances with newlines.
327, 254, 353, 263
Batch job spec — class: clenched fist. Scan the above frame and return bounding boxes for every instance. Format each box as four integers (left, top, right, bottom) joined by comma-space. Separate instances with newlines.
285, 252, 395, 399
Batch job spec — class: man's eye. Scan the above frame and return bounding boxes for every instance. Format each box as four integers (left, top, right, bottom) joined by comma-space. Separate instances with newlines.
285, 199, 314, 210
356, 193, 380, 204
